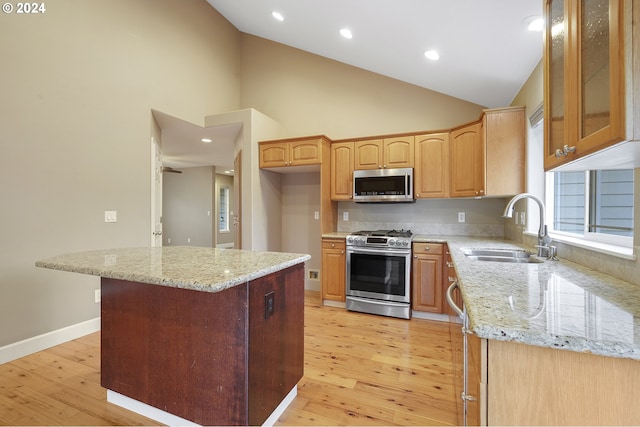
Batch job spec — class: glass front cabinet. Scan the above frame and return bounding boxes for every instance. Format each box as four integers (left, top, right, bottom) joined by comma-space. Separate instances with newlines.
543, 0, 627, 170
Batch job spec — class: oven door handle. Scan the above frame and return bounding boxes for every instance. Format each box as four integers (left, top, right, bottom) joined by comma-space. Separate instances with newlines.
347, 296, 409, 308
347, 247, 410, 256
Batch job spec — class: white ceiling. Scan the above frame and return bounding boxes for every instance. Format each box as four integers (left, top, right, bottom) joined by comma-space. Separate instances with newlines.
160, 0, 543, 171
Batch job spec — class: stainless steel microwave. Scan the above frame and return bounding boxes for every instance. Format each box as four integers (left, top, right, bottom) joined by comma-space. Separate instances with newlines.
353, 168, 414, 203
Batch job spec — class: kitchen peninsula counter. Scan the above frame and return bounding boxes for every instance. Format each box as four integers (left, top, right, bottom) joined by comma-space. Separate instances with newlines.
36, 246, 311, 426
416, 235, 640, 360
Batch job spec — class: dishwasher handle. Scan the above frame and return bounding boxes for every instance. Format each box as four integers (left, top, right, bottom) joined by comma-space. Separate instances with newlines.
446, 280, 464, 319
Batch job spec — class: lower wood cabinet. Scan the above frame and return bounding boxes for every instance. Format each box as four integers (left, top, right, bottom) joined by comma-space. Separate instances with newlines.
411, 243, 443, 313
321, 238, 346, 302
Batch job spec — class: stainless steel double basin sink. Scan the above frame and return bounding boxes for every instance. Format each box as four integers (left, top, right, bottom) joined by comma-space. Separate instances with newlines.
461, 247, 543, 264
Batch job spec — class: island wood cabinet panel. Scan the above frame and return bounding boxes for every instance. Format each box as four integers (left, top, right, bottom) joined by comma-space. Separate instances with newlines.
330, 141, 354, 200
411, 243, 443, 313
354, 137, 414, 170
415, 133, 450, 198
321, 238, 346, 302
543, 0, 627, 170
100, 264, 304, 426
259, 136, 326, 169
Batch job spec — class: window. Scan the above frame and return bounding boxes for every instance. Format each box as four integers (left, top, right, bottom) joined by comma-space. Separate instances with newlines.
219, 186, 229, 232
547, 169, 634, 247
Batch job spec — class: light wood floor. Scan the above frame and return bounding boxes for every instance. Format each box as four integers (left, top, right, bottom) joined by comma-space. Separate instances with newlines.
0, 291, 458, 426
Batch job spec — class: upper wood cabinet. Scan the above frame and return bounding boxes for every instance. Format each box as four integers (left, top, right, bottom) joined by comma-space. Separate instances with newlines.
330, 142, 354, 200
484, 107, 525, 196
543, 0, 628, 170
415, 133, 450, 198
450, 122, 484, 197
450, 107, 525, 198
259, 136, 327, 169
354, 137, 414, 170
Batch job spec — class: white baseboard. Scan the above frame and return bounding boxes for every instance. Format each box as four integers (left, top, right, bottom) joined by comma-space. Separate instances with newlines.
108, 385, 297, 427
0, 317, 100, 365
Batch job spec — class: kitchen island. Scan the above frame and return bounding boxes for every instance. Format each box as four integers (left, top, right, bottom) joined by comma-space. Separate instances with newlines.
36, 246, 311, 426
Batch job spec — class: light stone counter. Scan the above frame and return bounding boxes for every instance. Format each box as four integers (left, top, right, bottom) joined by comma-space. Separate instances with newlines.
415, 235, 640, 360
36, 246, 311, 293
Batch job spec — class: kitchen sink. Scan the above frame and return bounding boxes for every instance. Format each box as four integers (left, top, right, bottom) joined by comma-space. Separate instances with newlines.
461, 247, 543, 264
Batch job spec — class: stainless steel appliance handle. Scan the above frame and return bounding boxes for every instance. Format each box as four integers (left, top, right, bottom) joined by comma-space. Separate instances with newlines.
347, 247, 410, 256
405, 172, 409, 196
446, 280, 464, 318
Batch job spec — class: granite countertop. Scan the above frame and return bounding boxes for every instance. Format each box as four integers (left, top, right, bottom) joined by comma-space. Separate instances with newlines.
36, 246, 311, 293
328, 232, 640, 359
420, 235, 640, 360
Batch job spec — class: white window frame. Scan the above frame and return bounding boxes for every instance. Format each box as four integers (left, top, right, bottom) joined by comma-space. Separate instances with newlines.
545, 171, 633, 251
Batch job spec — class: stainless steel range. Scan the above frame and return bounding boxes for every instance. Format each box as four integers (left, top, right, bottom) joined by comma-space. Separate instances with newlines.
345, 229, 413, 319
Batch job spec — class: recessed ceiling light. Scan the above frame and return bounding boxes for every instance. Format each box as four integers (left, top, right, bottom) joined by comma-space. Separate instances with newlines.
424, 50, 440, 61
340, 28, 353, 39
201, 138, 212, 143
272, 11, 284, 22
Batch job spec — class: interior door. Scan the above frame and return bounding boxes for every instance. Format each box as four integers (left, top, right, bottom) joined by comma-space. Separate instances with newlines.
233, 150, 242, 249
151, 137, 163, 247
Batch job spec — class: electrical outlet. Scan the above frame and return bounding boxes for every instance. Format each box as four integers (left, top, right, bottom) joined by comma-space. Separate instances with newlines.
308, 270, 319, 280
94, 289, 101, 303
343, 211, 349, 221
264, 291, 275, 319
314, 211, 319, 220
520, 212, 526, 226
458, 212, 466, 223
104, 211, 117, 223
515, 211, 519, 225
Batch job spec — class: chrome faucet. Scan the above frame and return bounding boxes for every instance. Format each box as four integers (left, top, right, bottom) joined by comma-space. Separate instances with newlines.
503, 193, 556, 259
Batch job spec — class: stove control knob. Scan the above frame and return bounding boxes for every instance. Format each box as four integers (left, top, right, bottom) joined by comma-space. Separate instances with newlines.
347, 237, 353, 244
388, 238, 396, 246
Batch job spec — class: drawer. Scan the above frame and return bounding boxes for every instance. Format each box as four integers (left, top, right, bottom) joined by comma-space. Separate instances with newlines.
412, 242, 443, 255
322, 239, 345, 250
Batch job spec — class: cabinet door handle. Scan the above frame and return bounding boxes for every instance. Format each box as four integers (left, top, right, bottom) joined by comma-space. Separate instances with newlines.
555, 144, 577, 158
331, 244, 335, 248
447, 262, 454, 268
414, 255, 418, 259
461, 393, 477, 402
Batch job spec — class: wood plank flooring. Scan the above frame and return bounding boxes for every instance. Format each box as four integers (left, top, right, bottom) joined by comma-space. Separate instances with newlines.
0, 291, 458, 426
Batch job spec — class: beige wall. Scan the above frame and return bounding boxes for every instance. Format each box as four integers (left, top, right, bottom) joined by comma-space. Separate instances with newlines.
0, 0, 241, 347
240, 34, 485, 139
163, 167, 214, 248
